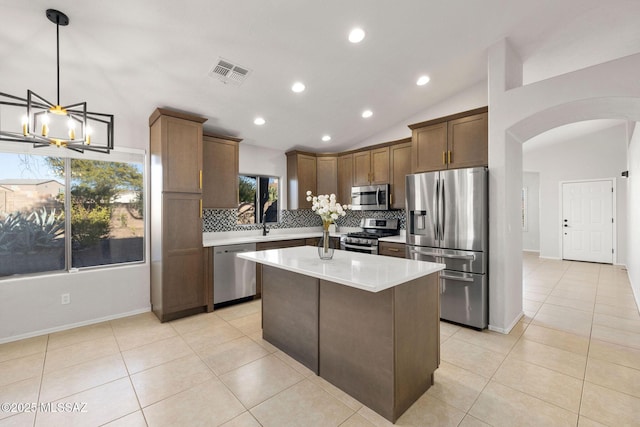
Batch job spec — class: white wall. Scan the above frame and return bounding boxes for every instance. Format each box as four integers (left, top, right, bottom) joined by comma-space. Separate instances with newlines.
0, 264, 150, 343
239, 143, 288, 209
522, 171, 540, 252
351, 81, 488, 149
522, 124, 628, 263
627, 126, 640, 309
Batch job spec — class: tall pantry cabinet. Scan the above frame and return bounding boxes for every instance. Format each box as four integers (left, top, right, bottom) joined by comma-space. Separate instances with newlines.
149, 108, 208, 322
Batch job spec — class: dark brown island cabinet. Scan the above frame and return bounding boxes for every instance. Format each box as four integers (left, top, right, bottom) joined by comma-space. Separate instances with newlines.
149, 108, 209, 322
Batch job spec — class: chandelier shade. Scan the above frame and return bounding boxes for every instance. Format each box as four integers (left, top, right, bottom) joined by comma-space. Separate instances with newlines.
0, 9, 114, 154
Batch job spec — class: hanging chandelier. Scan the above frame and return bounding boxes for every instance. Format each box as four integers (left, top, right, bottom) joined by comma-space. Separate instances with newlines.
0, 9, 114, 153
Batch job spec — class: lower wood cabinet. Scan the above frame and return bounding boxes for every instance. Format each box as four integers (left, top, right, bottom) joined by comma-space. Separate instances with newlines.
151, 192, 207, 321
378, 241, 406, 258
305, 236, 340, 247
203, 247, 214, 312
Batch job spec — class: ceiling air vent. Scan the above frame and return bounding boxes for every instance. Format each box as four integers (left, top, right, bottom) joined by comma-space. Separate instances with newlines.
209, 58, 251, 86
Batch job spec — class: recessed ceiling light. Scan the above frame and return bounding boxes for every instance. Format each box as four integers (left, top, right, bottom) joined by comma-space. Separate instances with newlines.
417, 75, 431, 86
322, 135, 331, 142
361, 110, 373, 118
291, 82, 306, 93
348, 28, 365, 43
254, 117, 266, 125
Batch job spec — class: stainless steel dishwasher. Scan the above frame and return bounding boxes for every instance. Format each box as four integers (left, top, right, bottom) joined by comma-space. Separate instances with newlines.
213, 243, 256, 306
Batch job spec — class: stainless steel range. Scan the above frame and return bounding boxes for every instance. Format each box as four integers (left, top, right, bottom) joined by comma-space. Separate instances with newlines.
340, 218, 399, 254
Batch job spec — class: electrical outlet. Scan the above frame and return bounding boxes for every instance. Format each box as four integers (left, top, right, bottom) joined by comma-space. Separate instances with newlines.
61, 293, 70, 305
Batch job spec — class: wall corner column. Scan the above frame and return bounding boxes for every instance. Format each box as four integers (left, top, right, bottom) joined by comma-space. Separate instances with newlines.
487, 39, 525, 332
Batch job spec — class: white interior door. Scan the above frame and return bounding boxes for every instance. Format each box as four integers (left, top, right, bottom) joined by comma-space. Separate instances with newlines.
562, 180, 613, 263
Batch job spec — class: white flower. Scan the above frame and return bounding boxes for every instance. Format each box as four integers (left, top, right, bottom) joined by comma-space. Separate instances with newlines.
305, 190, 351, 223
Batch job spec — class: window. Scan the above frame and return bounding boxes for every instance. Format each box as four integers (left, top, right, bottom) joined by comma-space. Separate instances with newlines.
0, 150, 145, 278
237, 175, 279, 224
70, 158, 144, 268
0, 154, 65, 276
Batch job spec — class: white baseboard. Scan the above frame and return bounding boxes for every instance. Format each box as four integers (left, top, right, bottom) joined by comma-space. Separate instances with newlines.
0, 306, 151, 345
488, 312, 524, 334
522, 249, 540, 253
539, 256, 562, 260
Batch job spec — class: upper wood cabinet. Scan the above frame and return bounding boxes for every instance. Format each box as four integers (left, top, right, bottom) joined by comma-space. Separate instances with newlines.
409, 107, 488, 173
202, 133, 241, 209
286, 151, 317, 209
447, 112, 488, 170
353, 147, 389, 186
316, 156, 338, 196
411, 122, 447, 173
337, 154, 354, 205
149, 108, 205, 194
389, 140, 412, 209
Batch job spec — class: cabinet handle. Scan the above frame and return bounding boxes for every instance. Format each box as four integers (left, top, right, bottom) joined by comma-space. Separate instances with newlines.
448, 150, 452, 164
199, 170, 203, 189
199, 199, 203, 218
390, 193, 393, 204
442, 151, 446, 165
388, 248, 400, 252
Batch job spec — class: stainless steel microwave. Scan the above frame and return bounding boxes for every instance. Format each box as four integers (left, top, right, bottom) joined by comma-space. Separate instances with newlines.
351, 184, 390, 210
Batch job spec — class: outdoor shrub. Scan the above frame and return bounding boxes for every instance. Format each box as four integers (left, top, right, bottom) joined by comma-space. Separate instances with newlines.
71, 204, 111, 248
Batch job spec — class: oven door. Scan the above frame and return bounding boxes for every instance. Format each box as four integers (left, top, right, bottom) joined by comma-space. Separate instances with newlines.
340, 241, 378, 255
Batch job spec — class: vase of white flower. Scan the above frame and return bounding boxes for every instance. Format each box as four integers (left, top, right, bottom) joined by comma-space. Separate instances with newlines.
306, 191, 350, 260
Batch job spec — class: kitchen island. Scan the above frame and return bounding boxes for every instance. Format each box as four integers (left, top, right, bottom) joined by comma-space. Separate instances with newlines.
237, 246, 445, 423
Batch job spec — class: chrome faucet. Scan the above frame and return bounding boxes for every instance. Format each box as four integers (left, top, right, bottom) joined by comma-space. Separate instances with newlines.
262, 215, 269, 236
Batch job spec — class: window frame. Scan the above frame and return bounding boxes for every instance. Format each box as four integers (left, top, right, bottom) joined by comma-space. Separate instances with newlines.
0, 142, 147, 278
237, 174, 280, 225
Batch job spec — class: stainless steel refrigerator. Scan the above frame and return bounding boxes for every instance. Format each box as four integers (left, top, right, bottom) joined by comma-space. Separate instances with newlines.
405, 167, 488, 329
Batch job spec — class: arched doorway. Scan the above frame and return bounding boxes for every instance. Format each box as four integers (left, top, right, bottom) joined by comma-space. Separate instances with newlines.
487, 39, 640, 333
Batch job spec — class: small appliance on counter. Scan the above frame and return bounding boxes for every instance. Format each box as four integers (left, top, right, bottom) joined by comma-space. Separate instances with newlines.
340, 218, 399, 255
351, 184, 390, 210
405, 167, 488, 329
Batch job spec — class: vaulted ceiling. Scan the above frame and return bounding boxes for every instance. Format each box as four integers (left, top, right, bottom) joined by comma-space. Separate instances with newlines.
1, 0, 639, 152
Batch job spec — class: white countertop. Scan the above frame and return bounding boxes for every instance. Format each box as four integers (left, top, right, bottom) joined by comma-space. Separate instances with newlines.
203, 227, 358, 247
237, 246, 445, 293
378, 232, 406, 244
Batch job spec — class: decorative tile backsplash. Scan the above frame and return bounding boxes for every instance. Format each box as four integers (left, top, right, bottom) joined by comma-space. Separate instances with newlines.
203, 208, 406, 232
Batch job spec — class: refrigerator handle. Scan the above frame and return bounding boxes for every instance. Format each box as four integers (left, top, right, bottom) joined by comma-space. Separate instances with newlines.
434, 178, 440, 240
439, 178, 445, 242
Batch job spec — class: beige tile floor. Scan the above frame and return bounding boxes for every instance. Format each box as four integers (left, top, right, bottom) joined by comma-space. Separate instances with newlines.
1, 253, 639, 426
